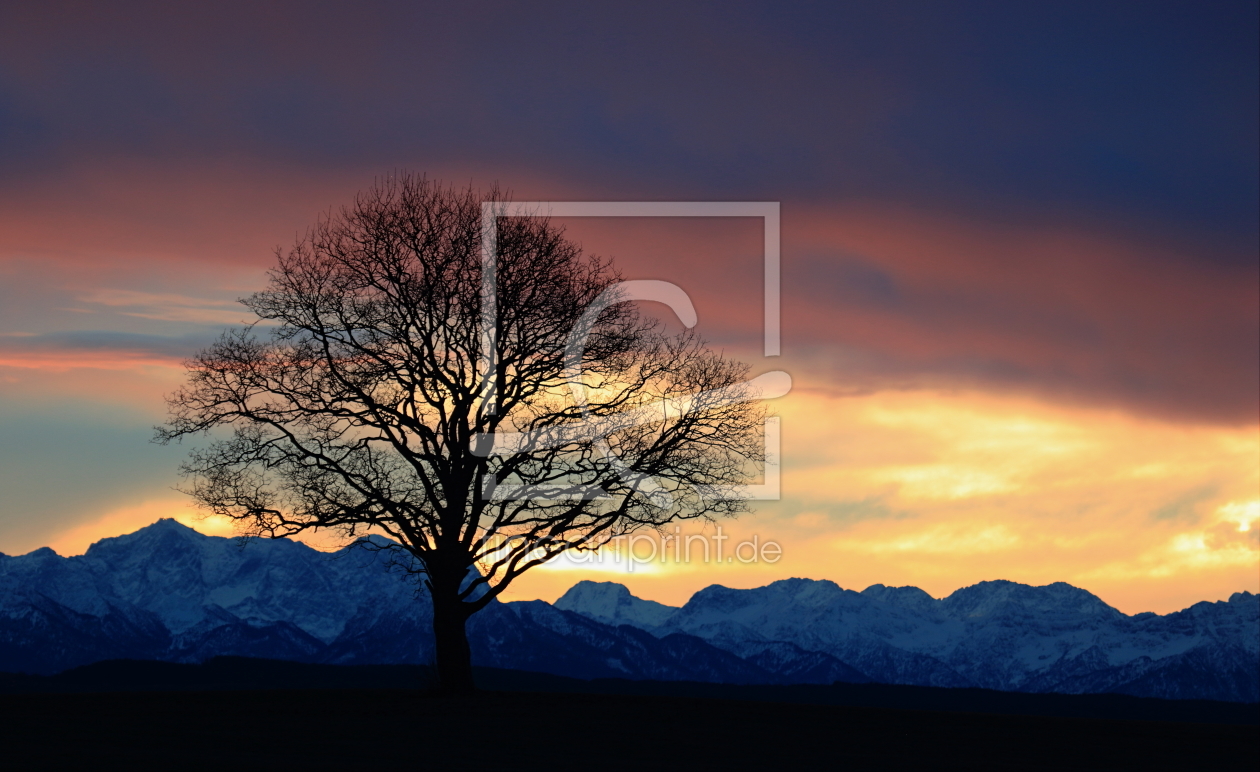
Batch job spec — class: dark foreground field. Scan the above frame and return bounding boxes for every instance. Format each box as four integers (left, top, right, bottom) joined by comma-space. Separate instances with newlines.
0, 660, 1255, 771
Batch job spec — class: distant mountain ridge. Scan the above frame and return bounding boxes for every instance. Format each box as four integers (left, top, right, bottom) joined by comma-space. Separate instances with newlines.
557, 579, 1259, 701
1, 519, 1256, 701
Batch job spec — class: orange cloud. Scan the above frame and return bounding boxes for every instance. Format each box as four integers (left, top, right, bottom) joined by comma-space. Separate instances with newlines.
0, 350, 182, 372
2, 163, 1254, 617
780, 204, 1257, 424
506, 387, 1258, 614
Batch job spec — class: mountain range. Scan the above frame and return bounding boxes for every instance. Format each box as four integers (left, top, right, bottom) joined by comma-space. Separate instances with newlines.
1, 519, 1255, 702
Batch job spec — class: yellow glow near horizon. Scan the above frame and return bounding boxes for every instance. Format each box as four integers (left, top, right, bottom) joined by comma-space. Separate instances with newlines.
509, 387, 1259, 613
20, 385, 1258, 617
42, 498, 216, 556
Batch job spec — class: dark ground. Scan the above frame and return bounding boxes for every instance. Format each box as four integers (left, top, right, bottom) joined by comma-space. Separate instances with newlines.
0, 660, 1255, 771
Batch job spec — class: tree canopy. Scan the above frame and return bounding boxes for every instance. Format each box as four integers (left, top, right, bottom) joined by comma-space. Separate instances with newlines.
158, 175, 768, 690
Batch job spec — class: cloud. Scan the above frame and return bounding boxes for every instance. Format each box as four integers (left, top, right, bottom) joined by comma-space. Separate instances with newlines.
0, 330, 214, 371
1204, 519, 1260, 551
780, 205, 1259, 424
0, 3, 1254, 244
840, 523, 1022, 556
550, 201, 1256, 424
502, 387, 1257, 613
0, 3, 1253, 617
79, 289, 254, 325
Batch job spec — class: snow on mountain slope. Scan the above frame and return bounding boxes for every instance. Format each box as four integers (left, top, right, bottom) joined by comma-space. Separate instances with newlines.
0, 522, 795, 685
0, 520, 433, 672
2, 521, 1255, 700
558, 577, 1259, 697
553, 581, 677, 628
79, 520, 422, 642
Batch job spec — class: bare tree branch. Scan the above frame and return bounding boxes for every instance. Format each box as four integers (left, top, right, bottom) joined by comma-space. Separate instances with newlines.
156, 174, 765, 692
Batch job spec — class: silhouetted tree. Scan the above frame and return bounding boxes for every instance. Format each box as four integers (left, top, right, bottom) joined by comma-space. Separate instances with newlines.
157, 175, 766, 692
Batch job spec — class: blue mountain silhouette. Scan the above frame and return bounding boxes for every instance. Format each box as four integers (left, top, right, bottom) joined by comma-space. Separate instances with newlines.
1, 520, 1255, 701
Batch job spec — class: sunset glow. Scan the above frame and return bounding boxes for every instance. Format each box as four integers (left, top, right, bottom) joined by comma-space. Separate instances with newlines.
0, 3, 1254, 624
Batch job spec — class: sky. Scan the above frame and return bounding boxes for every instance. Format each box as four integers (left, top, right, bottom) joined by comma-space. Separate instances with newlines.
0, 1, 1256, 614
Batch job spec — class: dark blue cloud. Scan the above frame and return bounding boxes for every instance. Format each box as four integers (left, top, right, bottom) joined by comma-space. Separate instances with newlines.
0, 1, 1253, 259
0, 330, 216, 359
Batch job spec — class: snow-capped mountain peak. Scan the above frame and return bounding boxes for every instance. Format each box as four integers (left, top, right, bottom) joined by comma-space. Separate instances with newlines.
553, 580, 676, 628
860, 584, 938, 613
939, 579, 1122, 621
1, 523, 1255, 701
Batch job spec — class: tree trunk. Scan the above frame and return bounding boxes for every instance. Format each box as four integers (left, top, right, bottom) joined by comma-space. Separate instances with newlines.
431, 587, 475, 694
